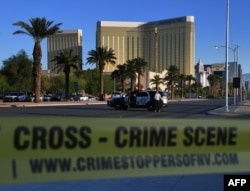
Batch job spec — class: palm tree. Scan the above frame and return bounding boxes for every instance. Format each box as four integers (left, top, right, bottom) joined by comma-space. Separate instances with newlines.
134, 57, 147, 90
179, 74, 186, 99
186, 74, 196, 98
111, 64, 127, 93
126, 59, 137, 91
13, 17, 62, 102
150, 74, 165, 91
87, 47, 116, 100
165, 65, 180, 99
51, 49, 82, 101
207, 74, 222, 97
192, 82, 203, 97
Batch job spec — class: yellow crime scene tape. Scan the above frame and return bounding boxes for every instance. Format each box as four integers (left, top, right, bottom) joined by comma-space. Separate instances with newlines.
0, 117, 249, 184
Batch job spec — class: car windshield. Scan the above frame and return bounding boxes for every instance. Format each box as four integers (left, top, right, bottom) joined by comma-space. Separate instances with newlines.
9, 92, 19, 96
54, 93, 63, 96
112, 94, 121, 98
111, 92, 123, 98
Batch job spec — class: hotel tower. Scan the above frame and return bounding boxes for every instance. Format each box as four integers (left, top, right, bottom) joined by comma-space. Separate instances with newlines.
47, 29, 83, 74
96, 16, 195, 77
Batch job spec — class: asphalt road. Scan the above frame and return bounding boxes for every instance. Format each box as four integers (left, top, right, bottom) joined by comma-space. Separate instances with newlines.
1, 97, 248, 191
0, 98, 235, 118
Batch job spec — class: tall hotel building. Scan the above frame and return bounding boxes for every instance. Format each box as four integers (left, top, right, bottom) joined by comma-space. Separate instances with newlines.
47, 29, 83, 74
96, 16, 195, 77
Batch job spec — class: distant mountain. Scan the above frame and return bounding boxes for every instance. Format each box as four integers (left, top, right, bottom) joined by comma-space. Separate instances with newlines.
243, 73, 250, 81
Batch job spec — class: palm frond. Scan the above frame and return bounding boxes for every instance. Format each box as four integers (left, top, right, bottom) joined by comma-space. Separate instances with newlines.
13, 17, 62, 42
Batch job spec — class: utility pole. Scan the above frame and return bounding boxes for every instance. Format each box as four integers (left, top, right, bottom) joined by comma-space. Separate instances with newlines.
225, 0, 229, 112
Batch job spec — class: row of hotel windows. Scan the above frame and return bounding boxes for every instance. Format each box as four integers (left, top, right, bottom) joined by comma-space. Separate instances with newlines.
102, 31, 187, 73
48, 36, 82, 51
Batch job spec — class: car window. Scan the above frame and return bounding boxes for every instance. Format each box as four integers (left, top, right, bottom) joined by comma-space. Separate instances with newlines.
10, 92, 18, 96
137, 92, 148, 97
112, 94, 122, 98
160, 92, 167, 97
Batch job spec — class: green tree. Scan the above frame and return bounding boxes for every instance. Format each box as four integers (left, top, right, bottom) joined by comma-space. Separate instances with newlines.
207, 74, 222, 98
41, 75, 53, 94
83, 69, 99, 95
103, 74, 114, 94
165, 65, 180, 99
50, 75, 65, 93
179, 74, 186, 99
186, 74, 196, 98
1, 50, 33, 92
126, 59, 137, 91
70, 74, 87, 94
111, 64, 127, 93
51, 49, 82, 101
134, 57, 147, 90
13, 17, 62, 102
192, 82, 203, 97
0, 75, 10, 92
87, 46, 116, 100
150, 74, 165, 91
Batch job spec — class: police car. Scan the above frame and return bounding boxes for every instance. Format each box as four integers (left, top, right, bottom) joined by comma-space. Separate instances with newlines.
107, 91, 124, 106
109, 90, 168, 111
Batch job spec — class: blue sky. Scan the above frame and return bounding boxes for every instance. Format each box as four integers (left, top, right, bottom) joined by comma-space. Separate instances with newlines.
1, 0, 250, 74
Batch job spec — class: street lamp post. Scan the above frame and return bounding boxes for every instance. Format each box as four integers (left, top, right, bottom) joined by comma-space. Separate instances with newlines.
225, 0, 229, 112
234, 45, 239, 105
215, 45, 239, 105
214, 0, 230, 112
213, 0, 231, 111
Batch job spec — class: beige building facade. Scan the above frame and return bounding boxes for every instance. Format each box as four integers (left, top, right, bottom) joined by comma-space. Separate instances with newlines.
47, 29, 83, 74
96, 16, 195, 78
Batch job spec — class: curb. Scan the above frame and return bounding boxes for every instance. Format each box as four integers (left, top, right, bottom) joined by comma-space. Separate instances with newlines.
0, 101, 107, 108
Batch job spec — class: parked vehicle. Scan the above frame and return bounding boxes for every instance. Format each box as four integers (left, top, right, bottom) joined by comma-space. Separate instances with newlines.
109, 96, 127, 110
0, 93, 6, 99
72, 94, 88, 101
43, 94, 53, 101
3, 91, 28, 102
28, 96, 44, 102
109, 90, 168, 111
27, 92, 44, 102
107, 91, 124, 106
88, 96, 96, 101
50, 93, 66, 101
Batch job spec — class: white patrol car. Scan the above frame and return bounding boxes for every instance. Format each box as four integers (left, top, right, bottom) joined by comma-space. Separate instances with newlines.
117, 90, 168, 111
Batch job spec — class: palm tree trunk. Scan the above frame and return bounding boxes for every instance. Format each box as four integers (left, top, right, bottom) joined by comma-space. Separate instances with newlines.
181, 81, 184, 99
99, 68, 104, 100
189, 81, 191, 98
32, 42, 42, 103
130, 79, 133, 91
121, 80, 126, 93
130, 78, 136, 91
156, 83, 159, 91
137, 75, 141, 90
171, 81, 175, 99
65, 72, 70, 101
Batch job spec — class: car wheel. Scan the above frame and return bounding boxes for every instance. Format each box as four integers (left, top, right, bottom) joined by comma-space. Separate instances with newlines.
147, 103, 155, 111
115, 103, 121, 110
122, 105, 128, 110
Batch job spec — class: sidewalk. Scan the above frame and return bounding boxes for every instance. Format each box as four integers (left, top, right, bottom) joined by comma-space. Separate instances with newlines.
207, 100, 250, 116
0, 100, 106, 107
